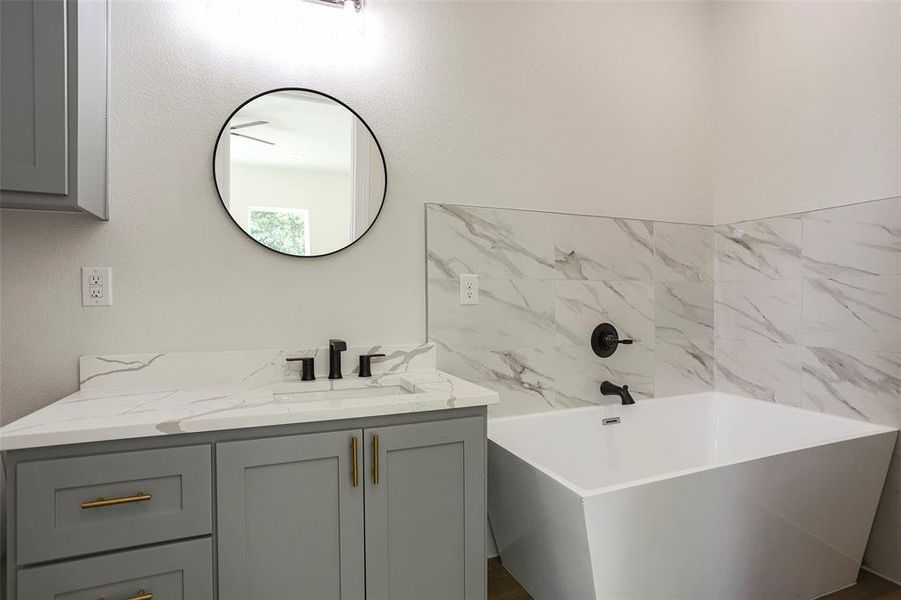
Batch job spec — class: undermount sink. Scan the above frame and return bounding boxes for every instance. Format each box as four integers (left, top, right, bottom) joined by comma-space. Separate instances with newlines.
274, 384, 413, 403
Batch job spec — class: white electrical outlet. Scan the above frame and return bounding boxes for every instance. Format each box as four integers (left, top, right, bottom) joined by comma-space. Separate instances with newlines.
460, 273, 478, 305
82, 267, 112, 306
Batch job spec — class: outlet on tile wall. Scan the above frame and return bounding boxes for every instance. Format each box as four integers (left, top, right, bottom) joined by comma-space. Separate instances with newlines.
460, 274, 479, 305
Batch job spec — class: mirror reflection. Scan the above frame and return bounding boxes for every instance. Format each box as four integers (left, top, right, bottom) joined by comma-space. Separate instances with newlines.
214, 89, 386, 257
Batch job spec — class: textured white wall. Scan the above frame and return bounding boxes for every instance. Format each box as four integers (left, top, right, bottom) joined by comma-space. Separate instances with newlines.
712, 1, 901, 224
0, 1, 714, 424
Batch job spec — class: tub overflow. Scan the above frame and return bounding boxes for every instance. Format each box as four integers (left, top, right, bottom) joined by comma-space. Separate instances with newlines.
602, 417, 621, 426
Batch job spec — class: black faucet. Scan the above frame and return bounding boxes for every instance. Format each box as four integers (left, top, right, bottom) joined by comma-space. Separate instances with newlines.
329, 339, 347, 380
286, 356, 316, 381
601, 380, 635, 405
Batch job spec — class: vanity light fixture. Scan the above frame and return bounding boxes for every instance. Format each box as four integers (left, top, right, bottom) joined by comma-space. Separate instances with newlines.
305, 0, 363, 12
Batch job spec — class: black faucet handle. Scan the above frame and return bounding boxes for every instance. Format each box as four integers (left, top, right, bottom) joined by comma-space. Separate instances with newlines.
329, 339, 347, 351
358, 353, 386, 378
286, 357, 316, 381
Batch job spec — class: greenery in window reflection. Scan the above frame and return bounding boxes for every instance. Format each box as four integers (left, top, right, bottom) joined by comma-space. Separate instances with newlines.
249, 209, 307, 255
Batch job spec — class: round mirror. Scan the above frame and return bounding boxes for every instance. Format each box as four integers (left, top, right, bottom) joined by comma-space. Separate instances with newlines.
213, 89, 386, 257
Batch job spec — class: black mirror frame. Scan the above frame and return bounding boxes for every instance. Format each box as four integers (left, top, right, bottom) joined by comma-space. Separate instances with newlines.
212, 87, 388, 258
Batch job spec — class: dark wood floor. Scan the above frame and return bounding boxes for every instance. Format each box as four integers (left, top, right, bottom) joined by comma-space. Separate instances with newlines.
487, 558, 901, 600
821, 570, 901, 600
488, 557, 532, 600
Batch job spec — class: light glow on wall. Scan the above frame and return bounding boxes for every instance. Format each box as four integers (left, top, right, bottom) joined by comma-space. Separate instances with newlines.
176, 0, 381, 68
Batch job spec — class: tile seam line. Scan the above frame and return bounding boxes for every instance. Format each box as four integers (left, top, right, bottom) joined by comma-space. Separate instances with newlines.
714, 194, 901, 226
424, 195, 901, 226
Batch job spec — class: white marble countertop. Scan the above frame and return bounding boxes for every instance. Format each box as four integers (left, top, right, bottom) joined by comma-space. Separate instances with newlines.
0, 372, 498, 451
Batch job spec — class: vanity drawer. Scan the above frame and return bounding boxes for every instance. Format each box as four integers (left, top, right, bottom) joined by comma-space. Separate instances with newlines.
17, 538, 213, 600
16, 445, 212, 564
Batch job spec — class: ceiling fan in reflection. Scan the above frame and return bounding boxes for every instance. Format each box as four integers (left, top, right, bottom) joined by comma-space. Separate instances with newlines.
229, 121, 274, 145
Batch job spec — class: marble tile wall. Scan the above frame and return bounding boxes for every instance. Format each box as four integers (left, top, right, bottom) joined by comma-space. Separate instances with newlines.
712, 195, 901, 582
426, 204, 715, 417
712, 198, 901, 423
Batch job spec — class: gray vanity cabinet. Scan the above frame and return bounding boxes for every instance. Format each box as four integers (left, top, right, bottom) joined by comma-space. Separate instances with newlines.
5, 408, 487, 600
0, 0, 109, 218
364, 417, 486, 600
217, 429, 366, 600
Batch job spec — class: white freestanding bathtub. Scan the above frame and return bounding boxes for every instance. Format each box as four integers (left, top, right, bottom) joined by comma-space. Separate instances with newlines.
488, 392, 898, 600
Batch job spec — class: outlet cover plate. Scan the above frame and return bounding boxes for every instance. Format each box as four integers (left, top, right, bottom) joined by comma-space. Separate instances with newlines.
460, 273, 479, 305
82, 267, 112, 306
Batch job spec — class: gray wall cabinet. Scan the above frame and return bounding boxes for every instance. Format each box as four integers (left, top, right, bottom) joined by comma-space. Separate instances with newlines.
3, 407, 487, 600
0, 0, 109, 219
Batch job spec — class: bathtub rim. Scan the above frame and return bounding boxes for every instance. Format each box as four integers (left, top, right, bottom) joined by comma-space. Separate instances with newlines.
488, 392, 898, 498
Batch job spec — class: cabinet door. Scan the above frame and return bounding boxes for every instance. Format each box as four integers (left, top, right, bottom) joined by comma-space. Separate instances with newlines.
0, 0, 108, 218
365, 417, 486, 600
0, 0, 69, 194
17, 538, 212, 599
217, 430, 365, 600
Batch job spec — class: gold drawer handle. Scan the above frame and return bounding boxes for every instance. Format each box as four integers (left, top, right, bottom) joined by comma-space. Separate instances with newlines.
99, 589, 152, 600
81, 492, 152, 510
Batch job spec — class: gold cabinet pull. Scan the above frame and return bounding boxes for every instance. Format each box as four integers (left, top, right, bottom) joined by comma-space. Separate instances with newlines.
351, 436, 359, 487
372, 434, 380, 485
81, 492, 152, 510
99, 589, 152, 600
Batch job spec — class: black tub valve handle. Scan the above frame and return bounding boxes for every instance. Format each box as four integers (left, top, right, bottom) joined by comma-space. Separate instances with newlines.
591, 323, 633, 358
